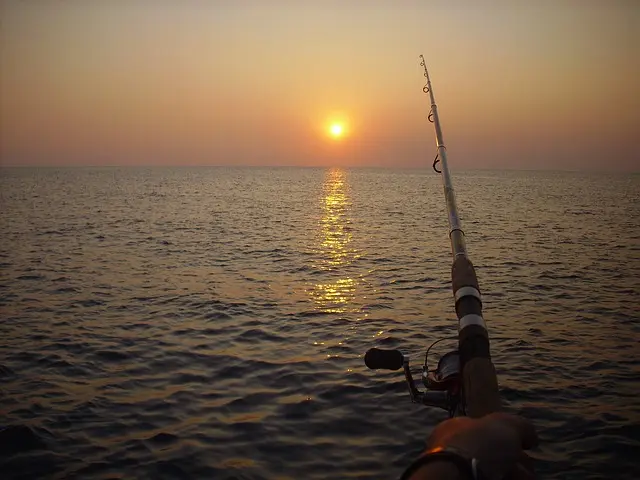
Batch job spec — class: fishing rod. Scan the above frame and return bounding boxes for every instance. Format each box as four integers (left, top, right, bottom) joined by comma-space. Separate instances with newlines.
364, 56, 500, 418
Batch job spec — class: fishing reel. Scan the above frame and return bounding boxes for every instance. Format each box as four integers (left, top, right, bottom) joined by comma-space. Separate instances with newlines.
364, 339, 462, 417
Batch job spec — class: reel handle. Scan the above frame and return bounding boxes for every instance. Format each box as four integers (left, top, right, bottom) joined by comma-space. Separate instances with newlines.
364, 348, 404, 371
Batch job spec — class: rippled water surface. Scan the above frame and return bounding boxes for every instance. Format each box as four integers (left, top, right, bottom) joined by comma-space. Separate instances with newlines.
1, 167, 639, 479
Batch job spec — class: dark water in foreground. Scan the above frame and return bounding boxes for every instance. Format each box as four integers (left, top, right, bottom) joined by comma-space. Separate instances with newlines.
1, 167, 638, 479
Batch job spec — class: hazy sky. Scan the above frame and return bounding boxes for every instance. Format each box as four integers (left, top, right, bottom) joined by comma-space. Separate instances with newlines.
1, 1, 638, 170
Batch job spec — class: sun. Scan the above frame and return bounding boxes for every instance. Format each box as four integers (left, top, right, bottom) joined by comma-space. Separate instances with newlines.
329, 123, 344, 138
321, 113, 350, 142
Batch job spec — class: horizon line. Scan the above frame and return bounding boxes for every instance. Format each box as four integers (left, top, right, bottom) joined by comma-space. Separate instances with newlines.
0, 164, 638, 174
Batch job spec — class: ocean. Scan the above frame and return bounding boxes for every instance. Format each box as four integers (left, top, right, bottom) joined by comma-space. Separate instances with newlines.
1, 166, 638, 479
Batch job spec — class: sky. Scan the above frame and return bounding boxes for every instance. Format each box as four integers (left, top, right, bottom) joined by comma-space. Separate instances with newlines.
1, 1, 638, 171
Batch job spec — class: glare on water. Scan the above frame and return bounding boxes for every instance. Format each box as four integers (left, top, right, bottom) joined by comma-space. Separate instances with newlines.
308, 168, 361, 314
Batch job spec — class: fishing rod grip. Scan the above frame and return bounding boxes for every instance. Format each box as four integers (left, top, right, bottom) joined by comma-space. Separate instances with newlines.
452, 256, 501, 417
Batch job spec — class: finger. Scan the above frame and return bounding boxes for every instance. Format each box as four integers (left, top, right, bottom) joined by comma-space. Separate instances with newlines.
427, 417, 473, 448
485, 412, 539, 450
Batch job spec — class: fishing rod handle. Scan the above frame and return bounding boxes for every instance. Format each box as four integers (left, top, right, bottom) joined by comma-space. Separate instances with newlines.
453, 255, 501, 417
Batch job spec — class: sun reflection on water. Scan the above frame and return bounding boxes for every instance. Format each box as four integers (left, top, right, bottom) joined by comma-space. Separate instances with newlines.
309, 168, 360, 313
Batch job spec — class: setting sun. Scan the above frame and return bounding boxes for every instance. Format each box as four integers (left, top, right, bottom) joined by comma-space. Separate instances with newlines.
321, 112, 350, 143
329, 123, 344, 139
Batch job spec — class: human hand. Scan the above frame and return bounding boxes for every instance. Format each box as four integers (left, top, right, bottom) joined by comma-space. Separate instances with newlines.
408, 413, 538, 480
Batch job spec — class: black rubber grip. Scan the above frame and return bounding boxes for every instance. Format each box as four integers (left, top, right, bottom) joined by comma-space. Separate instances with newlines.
364, 348, 404, 370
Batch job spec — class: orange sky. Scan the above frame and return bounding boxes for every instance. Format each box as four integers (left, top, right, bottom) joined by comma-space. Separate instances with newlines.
1, 1, 638, 170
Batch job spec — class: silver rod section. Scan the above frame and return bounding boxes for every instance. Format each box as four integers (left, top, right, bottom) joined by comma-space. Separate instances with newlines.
419, 55, 467, 259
